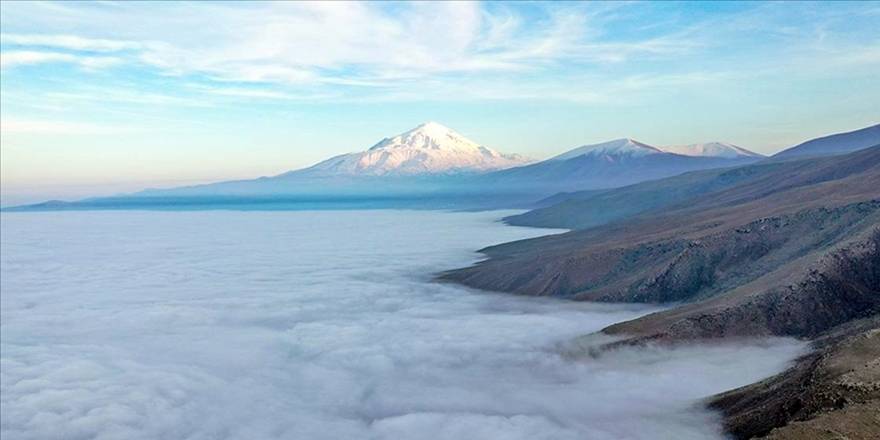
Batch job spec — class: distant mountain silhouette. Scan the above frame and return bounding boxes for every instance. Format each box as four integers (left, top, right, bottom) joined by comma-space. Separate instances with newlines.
772, 123, 880, 159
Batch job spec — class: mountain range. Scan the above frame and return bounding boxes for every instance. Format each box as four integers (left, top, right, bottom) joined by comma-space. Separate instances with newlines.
481, 137, 763, 195
8, 121, 783, 210
144, 122, 765, 194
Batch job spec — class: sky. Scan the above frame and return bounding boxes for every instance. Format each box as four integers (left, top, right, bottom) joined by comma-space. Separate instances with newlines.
1, 1, 879, 203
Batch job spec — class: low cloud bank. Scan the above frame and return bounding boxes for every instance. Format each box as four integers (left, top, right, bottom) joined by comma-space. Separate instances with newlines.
1, 210, 805, 440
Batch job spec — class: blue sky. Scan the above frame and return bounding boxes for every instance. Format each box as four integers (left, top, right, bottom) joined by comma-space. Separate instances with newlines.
1, 1, 879, 203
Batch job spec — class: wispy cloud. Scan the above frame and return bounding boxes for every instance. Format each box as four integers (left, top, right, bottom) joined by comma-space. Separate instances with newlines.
0, 2, 699, 88
0, 117, 131, 135
0, 33, 142, 52
0, 50, 121, 69
45, 89, 212, 108
185, 83, 341, 102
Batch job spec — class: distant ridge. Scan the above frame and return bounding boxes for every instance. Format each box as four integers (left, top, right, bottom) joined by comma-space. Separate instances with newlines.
481, 137, 761, 194
773, 123, 880, 159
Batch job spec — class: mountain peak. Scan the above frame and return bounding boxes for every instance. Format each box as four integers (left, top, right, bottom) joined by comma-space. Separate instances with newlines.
551, 138, 661, 161
370, 121, 464, 152
411, 121, 450, 134
661, 142, 764, 158
305, 123, 532, 176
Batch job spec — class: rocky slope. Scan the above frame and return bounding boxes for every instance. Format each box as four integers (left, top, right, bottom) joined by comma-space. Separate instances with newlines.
505, 161, 797, 230
507, 141, 880, 230
442, 147, 880, 338
708, 316, 879, 439
442, 146, 880, 308
442, 145, 880, 439
603, 224, 879, 340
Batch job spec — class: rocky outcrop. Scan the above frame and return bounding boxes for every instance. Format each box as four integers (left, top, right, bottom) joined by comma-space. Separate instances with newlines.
444, 201, 879, 305
604, 227, 880, 340
629, 202, 879, 304
441, 147, 880, 343
708, 316, 880, 439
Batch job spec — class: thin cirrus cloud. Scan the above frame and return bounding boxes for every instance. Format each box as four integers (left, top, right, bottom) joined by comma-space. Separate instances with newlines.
1, 1, 878, 192
2, 1, 875, 104
0, 50, 122, 69
0, 117, 131, 135
0, 2, 688, 87
0, 1, 709, 111
2, 2, 877, 84
0, 33, 143, 52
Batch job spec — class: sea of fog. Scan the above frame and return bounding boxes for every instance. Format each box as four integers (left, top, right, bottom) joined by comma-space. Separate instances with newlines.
1, 210, 804, 440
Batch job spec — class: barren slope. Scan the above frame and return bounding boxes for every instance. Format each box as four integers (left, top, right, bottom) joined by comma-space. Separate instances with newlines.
441, 146, 880, 341
708, 316, 880, 439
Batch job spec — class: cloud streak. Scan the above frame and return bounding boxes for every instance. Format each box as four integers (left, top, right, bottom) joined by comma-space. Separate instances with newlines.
0, 117, 130, 135
0, 33, 143, 52
2, 1, 876, 105
0, 2, 691, 86
0, 50, 121, 69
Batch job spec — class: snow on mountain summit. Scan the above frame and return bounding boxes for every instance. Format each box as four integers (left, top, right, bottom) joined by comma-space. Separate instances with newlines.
550, 138, 662, 161
660, 142, 763, 159
550, 138, 764, 161
303, 122, 531, 175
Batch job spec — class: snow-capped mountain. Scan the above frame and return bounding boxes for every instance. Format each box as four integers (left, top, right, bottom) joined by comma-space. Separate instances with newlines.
299, 122, 531, 176
483, 137, 763, 193
7, 125, 870, 212
550, 138, 663, 161
660, 142, 763, 159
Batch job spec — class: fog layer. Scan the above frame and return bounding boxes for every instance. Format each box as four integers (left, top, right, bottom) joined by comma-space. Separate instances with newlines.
1, 210, 804, 439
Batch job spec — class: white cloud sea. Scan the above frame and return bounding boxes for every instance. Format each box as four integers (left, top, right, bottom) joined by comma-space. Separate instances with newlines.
1, 210, 804, 440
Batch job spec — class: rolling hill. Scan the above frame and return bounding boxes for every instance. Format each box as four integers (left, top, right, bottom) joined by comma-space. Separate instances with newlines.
772, 123, 880, 159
